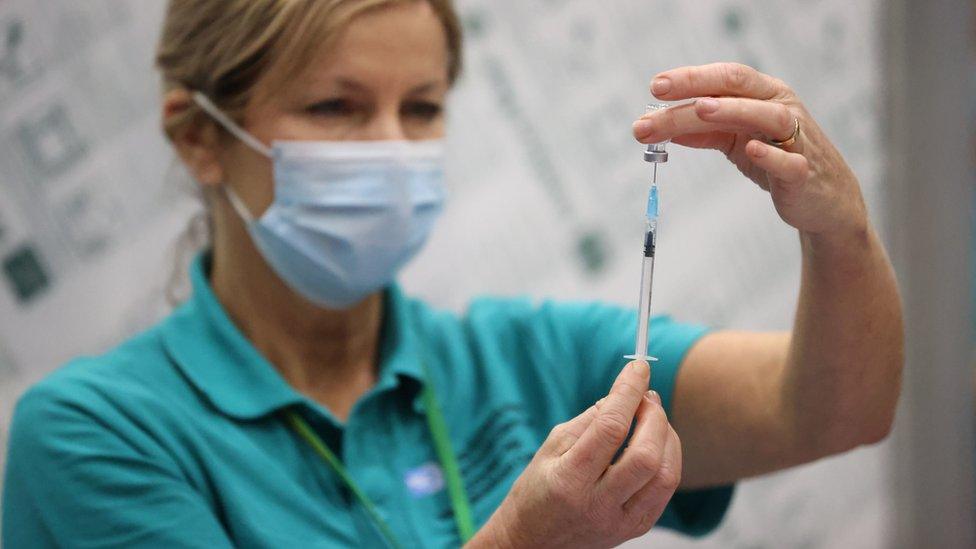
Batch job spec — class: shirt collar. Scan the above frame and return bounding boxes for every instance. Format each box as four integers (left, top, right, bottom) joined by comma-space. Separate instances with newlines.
160, 253, 424, 421
377, 283, 425, 391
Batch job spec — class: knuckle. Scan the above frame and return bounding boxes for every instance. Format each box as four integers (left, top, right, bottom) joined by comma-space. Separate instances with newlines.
544, 423, 568, 449
621, 506, 655, 537
634, 512, 657, 535
622, 491, 662, 535
595, 412, 631, 446
548, 421, 568, 439
773, 77, 795, 95
613, 377, 646, 401
628, 445, 663, 476
730, 99, 750, 120
559, 448, 593, 482
660, 108, 679, 133
686, 67, 703, 89
776, 105, 794, 133
653, 465, 682, 492
794, 156, 811, 180
723, 62, 752, 91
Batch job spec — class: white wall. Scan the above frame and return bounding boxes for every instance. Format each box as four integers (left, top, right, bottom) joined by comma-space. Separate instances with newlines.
0, 1, 892, 546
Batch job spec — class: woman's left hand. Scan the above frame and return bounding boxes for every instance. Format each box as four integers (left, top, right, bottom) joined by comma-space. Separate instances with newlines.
632, 62, 868, 241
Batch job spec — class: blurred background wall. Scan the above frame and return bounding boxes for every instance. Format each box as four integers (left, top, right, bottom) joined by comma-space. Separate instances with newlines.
883, 1, 975, 547
0, 0, 972, 547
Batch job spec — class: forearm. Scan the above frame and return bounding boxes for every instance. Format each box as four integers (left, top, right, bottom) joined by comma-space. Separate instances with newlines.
783, 222, 904, 454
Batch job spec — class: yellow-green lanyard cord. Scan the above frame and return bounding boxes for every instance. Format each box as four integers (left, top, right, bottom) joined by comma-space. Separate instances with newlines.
284, 362, 475, 547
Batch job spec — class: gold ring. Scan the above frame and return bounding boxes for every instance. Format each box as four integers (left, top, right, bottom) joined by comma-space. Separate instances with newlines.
769, 118, 800, 148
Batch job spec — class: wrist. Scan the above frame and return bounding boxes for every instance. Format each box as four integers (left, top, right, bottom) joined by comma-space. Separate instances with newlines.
467, 513, 520, 549
799, 218, 871, 263
798, 221, 885, 288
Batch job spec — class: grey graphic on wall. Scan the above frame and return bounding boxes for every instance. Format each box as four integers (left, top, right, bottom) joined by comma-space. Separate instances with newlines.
17, 103, 88, 182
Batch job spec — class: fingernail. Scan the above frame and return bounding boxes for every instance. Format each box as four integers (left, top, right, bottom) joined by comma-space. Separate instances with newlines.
631, 360, 650, 376
632, 118, 653, 137
749, 140, 768, 157
696, 97, 720, 114
647, 390, 661, 405
651, 77, 671, 96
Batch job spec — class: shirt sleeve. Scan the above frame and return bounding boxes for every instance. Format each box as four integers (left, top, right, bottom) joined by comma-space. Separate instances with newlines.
534, 300, 735, 537
2, 379, 235, 549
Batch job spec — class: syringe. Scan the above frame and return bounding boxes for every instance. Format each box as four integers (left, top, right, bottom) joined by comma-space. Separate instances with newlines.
625, 103, 669, 363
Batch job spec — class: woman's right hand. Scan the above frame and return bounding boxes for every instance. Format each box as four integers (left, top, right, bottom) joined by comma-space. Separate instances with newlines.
468, 360, 682, 548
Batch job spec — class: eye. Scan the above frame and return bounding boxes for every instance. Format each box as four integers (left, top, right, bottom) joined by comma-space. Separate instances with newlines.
402, 101, 443, 120
305, 98, 356, 117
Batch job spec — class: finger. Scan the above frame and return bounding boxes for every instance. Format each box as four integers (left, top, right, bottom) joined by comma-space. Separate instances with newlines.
633, 102, 709, 143
561, 361, 650, 482
622, 425, 682, 520
542, 402, 601, 457
630, 106, 740, 147
670, 132, 737, 155
651, 62, 787, 101
597, 390, 669, 504
692, 97, 796, 144
633, 97, 795, 147
745, 139, 810, 186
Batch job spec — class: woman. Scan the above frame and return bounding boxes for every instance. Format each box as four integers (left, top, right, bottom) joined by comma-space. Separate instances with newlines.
2, 0, 903, 547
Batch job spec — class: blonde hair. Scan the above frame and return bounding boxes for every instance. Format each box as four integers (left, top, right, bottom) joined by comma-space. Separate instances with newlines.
154, 0, 462, 301
156, 0, 463, 139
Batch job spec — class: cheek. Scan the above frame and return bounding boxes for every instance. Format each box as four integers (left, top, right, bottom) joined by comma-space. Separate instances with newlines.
221, 145, 276, 216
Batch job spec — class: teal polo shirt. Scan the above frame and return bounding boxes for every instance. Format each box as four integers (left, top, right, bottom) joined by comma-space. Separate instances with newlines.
3, 254, 733, 548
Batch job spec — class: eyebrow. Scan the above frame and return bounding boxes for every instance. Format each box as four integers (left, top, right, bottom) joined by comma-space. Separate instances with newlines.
334, 77, 444, 95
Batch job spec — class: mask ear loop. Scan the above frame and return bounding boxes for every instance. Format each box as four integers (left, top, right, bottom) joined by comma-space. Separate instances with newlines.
190, 91, 270, 223
191, 91, 273, 158
222, 183, 257, 224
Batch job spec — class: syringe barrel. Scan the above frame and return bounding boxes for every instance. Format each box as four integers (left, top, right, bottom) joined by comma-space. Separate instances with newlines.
643, 186, 659, 257
633, 253, 655, 358
643, 221, 657, 258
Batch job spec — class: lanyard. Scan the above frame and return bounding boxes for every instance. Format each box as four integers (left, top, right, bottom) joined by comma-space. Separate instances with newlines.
284, 359, 475, 548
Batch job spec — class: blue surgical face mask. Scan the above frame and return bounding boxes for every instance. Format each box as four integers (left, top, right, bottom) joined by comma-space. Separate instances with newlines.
192, 92, 446, 309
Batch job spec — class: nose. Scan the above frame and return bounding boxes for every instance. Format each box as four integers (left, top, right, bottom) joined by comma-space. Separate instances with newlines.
360, 105, 406, 141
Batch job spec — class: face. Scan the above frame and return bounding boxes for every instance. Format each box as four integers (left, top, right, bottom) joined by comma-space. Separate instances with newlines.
182, 0, 451, 218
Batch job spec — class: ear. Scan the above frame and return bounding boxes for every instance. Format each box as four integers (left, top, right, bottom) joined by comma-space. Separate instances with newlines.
162, 88, 224, 187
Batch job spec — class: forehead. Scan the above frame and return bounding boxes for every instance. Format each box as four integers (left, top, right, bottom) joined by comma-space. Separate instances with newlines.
272, 1, 450, 98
